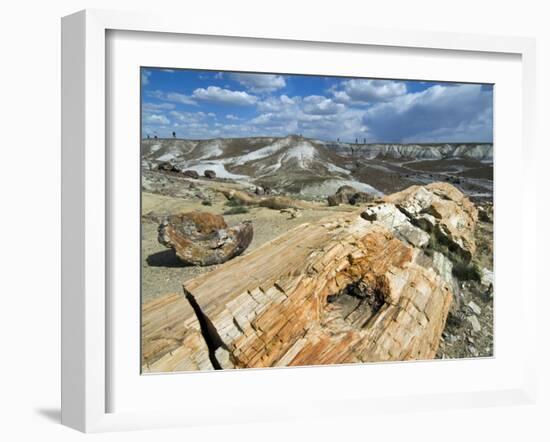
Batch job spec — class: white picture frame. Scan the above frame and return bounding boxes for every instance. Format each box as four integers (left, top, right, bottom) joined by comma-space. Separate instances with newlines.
61, 9, 537, 433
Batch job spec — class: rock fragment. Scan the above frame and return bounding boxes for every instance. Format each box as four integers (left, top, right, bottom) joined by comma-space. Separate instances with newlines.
158, 212, 253, 266
467, 301, 481, 315
183, 170, 200, 179
467, 315, 481, 333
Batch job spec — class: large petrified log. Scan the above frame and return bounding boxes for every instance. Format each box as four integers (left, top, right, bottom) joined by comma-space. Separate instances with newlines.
143, 183, 474, 372
158, 212, 253, 266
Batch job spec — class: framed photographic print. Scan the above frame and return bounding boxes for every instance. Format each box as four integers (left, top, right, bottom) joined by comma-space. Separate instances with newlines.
61, 9, 537, 432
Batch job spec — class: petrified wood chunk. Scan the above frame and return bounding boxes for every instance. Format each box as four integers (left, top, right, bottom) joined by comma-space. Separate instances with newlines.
384, 182, 478, 260
158, 212, 253, 266
204, 169, 216, 179
143, 183, 473, 372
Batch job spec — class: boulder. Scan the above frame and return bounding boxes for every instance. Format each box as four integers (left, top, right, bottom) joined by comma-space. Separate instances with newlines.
204, 170, 216, 179
182, 170, 200, 179
158, 212, 253, 266
279, 208, 302, 219
158, 162, 177, 172
327, 185, 356, 206
327, 185, 374, 206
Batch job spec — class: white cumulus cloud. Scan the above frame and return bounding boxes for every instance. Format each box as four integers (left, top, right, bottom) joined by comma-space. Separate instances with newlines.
363, 83, 493, 142
333, 79, 407, 104
143, 113, 170, 125
302, 95, 345, 115
191, 86, 258, 106
230, 73, 286, 93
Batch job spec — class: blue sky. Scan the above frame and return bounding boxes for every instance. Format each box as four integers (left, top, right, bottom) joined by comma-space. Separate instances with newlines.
141, 68, 493, 143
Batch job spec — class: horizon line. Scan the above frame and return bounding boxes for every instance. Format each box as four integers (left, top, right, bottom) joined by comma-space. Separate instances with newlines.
140, 135, 493, 145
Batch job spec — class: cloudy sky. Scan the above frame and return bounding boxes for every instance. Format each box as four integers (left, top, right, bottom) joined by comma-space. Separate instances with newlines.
141, 68, 493, 143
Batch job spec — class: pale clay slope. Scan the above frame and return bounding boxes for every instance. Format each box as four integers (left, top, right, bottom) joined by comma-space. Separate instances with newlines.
141, 136, 493, 196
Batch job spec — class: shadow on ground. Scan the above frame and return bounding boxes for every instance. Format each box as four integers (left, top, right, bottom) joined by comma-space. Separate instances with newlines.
146, 249, 188, 268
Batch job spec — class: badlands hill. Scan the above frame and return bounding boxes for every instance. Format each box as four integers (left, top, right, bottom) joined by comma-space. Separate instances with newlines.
141, 135, 493, 198
324, 141, 493, 162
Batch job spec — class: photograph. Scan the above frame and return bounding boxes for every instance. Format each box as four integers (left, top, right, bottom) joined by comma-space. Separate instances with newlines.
140, 68, 494, 373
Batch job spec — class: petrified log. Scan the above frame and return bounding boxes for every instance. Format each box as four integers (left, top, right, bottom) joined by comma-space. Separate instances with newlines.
143, 183, 472, 372
158, 212, 253, 266
258, 196, 315, 210
204, 169, 216, 179
220, 189, 259, 206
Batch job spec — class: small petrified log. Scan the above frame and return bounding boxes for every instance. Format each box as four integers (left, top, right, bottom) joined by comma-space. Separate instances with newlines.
259, 196, 315, 210
204, 169, 216, 179
158, 212, 253, 266
220, 189, 258, 206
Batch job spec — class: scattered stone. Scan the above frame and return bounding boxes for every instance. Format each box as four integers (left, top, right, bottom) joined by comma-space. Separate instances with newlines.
158, 211, 253, 266
158, 162, 178, 172
182, 170, 200, 179
480, 268, 494, 293
204, 169, 216, 179
467, 315, 482, 333
280, 208, 302, 219
467, 301, 482, 315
